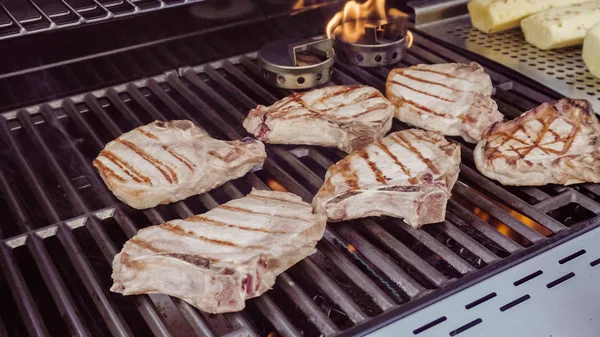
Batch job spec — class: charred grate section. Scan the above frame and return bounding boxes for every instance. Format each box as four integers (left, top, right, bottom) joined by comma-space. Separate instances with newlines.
0, 30, 599, 337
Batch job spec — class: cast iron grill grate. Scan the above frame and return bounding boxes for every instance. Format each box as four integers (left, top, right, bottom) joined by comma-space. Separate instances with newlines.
0, 30, 599, 337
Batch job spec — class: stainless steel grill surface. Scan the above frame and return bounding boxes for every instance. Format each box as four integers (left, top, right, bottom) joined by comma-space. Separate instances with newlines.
1, 27, 600, 337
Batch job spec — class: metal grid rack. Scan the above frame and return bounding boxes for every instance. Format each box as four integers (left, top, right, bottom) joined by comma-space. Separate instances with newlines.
0, 0, 259, 40
1, 30, 600, 337
418, 15, 600, 113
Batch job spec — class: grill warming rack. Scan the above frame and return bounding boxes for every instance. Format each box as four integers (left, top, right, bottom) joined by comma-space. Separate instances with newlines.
0, 0, 257, 40
1, 30, 600, 337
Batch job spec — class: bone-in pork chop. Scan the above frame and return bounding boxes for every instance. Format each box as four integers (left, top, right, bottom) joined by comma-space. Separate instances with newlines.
111, 189, 327, 313
93, 120, 266, 209
312, 129, 460, 228
474, 98, 600, 186
243, 85, 395, 153
386, 62, 503, 143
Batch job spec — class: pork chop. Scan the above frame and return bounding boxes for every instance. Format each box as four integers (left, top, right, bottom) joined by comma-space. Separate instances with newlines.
386, 62, 503, 143
312, 129, 460, 228
243, 85, 395, 153
93, 120, 266, 209
111, 189, 327, 314
474, 98, 600, 186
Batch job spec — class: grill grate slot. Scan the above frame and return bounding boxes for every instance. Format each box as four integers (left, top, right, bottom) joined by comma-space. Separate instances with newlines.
11, 244, 75, 337
43, 232, 116, 336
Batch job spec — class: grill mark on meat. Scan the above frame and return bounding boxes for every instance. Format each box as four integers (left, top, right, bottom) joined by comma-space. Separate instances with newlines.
339, 102, 390, 120
395, 72, 460, 92
409, 68, 458, 79
130, 237, 161, 252
374, 142, 411, 176
246, 193, 308, 206
163, 145, 195, 171
318, 91, 383, 113
128, 239, 214, 268
390, 80, 455, 103
219, 205, 310, 222
392, 133, 440, 175
93, 159, 125, 182
359, 151, 387, 184
337, 160, 360, 190
547, 129, 561, 142
189, 215, 289, 235
117, 139, 177, 184
137, 128, 159, 140
398, 98, 447, 118
99, 150, 152, 185
160, 222, 266, 249
208, 148, 242, 162
272, 91, 382, 121
319, 85, 363, 103
261, 86, 387, 130
440, 142, 457, 156
164, 253, 211, 268
485, 104, 583, 164
407, 129, 440, 144
278, 113, 317, 121
457, 113, 478, 123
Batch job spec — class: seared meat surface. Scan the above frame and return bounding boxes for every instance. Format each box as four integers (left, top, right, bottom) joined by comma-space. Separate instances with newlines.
386, 62, 503, 143
243, 85, 395, 153
475, 99, 600, 186
93, 120, 266, 209
312, 129, 460, 228
111, 189, 327, 313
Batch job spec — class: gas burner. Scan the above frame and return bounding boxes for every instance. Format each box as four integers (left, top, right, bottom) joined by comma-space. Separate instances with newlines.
332, 16, 412, 67
257, 38, 334, 90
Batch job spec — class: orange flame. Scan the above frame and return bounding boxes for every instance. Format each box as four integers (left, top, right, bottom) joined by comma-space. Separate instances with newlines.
293, 0, 318, 10
326, 0, 406, 43
347, 244, 357, 252
266, 178, 289, 192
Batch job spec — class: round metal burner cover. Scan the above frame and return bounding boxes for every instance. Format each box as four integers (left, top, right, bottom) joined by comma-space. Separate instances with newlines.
258, 38, 334, 90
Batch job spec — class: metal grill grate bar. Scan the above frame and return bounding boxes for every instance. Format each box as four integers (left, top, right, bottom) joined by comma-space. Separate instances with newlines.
446, 202, 522, 254
356, 222, 449, 288
0, 117, 60, 223
0, 243, 50, 337
454, 182, 545, 243
333, 224, 430, 296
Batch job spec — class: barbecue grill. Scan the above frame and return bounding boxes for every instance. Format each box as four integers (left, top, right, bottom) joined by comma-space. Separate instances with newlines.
0, 0, 599, 336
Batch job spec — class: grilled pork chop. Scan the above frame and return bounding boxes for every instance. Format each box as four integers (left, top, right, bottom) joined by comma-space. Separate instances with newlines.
474, 99, 600, 186
312, 129, 460, 228
386, 62, 503, 143
243, 85, 395, 153
111, 189, 327, 313
93, 120, 266, 209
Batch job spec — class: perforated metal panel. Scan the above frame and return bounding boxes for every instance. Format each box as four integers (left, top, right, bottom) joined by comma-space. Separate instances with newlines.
419, 16, 600, 113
